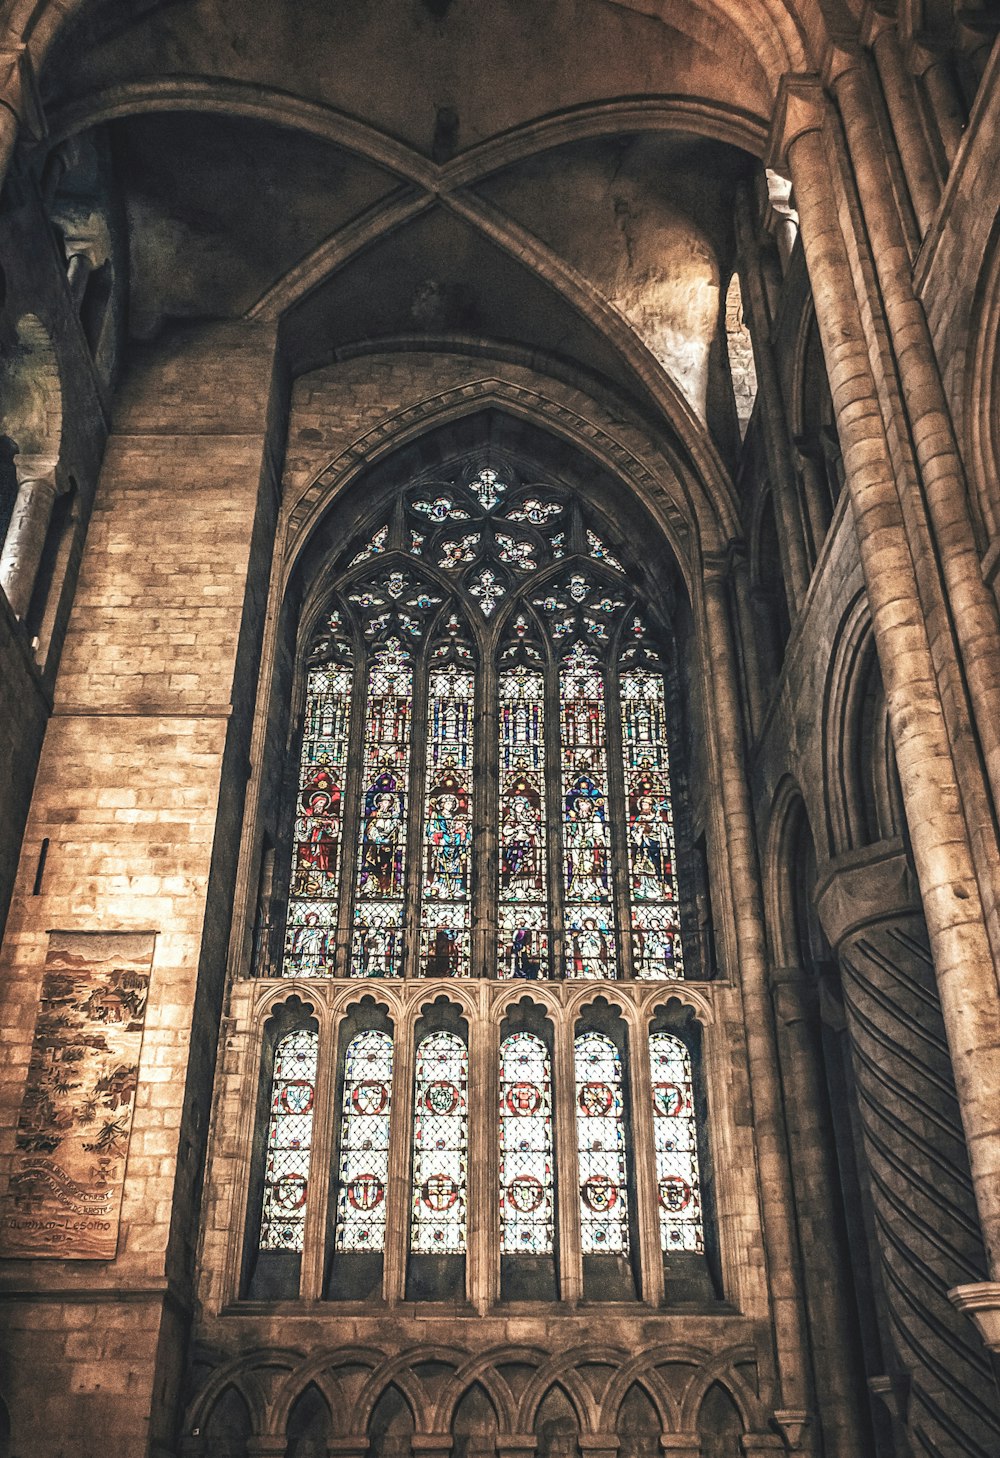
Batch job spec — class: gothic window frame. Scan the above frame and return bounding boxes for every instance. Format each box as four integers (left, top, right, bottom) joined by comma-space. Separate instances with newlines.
275, 455, 698, 984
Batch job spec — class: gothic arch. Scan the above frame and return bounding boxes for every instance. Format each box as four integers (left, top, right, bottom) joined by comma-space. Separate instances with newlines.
265, 1345, 389, 1437
283, 377, 737, 578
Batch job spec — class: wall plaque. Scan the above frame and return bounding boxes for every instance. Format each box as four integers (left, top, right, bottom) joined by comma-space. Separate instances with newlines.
0, 931, 154, 1259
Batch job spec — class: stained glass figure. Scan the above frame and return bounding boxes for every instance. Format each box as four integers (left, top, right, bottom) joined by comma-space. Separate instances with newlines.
420, 665, 475, 977
586, 530, 624, 573
621, 670, 684, 978
351, 638, 412, 977
496, 533, 537, 571
413, 494, 470, 522
283, 653, 352, 978
561, 644, 617, 978
506, 497, 562, 526
499, 1032, 554, 1253
259, 1029, 319, 1251
649, 1032, 704, 1252
574, 1030, 629, 1253
439, 533, 480, 570
335, 1030, 394, 1253
351, 524, 388, 566
410, 1031, 468, 1253
498, 665, 548, 978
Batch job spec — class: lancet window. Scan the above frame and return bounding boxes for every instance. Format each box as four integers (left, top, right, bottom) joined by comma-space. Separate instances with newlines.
276, 460, 689, 982
258, 1029, 319, 1253
649, 1031, 704, 1253
410, 1030, 469, 1253
499, 1031, 555, 1255
334, 1030, 394, 1254
574, 1030, 630, 1254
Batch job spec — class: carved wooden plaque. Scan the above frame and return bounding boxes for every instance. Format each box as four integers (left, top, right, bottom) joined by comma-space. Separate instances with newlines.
0, 931, 154, 1259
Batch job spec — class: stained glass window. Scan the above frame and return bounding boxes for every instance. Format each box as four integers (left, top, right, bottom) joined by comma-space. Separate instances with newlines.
281, 461, 690, 989
351, 638, 412, 977
561, 644, 617, 979
574, 1031, 629, 1253
335, 1030, 394, 1253
621, 670, 683, 978
649, 1032, 704, 1252
411, 1031, 468, 1253
420, 666, 475, 977
259, 1030, 319, 1251
499, 1032, 554, 1253
283, 639, 352, 977
498, 666, 548, 978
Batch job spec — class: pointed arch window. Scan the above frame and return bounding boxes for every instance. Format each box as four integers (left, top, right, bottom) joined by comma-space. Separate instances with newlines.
334, 1030, 394, 1253
276, 459, 697, 983
574, 1030, 630, 1254
258, 1030, 319, 1252
410, 1030, 469, 1253
499, 1031, 555, 1255
649, 1032, 704, 1253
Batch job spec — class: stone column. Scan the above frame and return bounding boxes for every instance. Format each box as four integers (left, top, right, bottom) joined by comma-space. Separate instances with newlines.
728, 547, 767, 738
868, 21, 941, 233
909, 42, 966, 165
775, 80, 1000, 1285
816, 845, 1000, 1457
0, 467, 59, 621
827, 50, 1000, 936
733, 189, 811, 612
495, 1436, 536, 1458
765, 170, 799, 271
658, 1438, 699, 1458
770, 966, 873, 1457
701, 562, 816, 1444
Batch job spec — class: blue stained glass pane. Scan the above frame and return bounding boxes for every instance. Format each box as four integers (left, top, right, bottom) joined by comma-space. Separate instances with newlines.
621, 670, 684, 978
411, 1031, 468, 1253
561, 643, 617, 979
335, 1030, 394, 1253
498, 665, 549, 978
499, 1032, 554, 1254
574, 1030, 629, 1253
350, 638, 412, 977
649, 1032, 704, 1253
420, 665, 475, 977
283, 661, 352, 977
259, 1030, 319, 1251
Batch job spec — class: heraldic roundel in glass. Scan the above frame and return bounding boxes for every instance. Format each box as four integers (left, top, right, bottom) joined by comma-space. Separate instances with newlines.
499, 1031, 555, 1254
335, 1029, 394, 1252
574, 1030, 630, 1254
259, 1029, 319, 1252
411, 1030, 469, 1253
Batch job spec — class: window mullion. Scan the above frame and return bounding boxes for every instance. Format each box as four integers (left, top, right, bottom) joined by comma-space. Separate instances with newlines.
299, 1018, 336, 1298
628, 1016, 665, 1306
554, 1018, 583, 1300
382, 1018, 413, 1301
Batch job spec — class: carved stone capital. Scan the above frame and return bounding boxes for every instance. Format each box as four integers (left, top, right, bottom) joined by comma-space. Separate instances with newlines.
948, 1282, 1000, 1351
0, 47, 45, 140
766, 75, 827, 173
814, 841, 917, 950
772, 1410, 812, 1452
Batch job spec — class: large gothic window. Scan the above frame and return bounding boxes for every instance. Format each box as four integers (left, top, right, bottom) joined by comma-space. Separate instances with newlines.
278, 460, 688, 982
334, 1029, 394, 1255
410, 1030, 469, 1254
574, 1030, 630, 1255
258, 1030, 319, 1253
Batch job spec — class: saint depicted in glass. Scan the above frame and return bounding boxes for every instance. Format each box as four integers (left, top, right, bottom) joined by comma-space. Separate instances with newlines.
420, 665, 474, 976
649, 1032, 704, 1252
499, 1032, 555, 1253
351, 637, 412, 977
282, 619, 352, 977
410, 1031, 468, 1253
498, 665, 549, 978
561, 644, 617, 978
258, 1030, 319, 1251
621, 669, 683, 978
334, 1030, 394, 1253
574, 1030, 629, 1253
